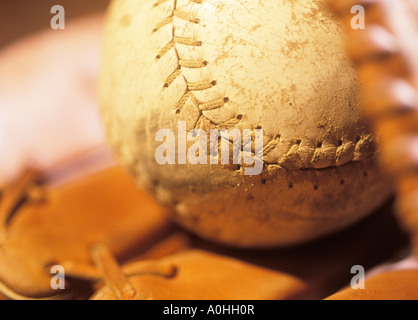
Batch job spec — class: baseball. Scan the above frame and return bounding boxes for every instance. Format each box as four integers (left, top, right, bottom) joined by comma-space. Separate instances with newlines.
100, 0, 391, 247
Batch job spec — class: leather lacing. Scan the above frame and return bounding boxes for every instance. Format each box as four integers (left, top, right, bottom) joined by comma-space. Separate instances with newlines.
0, 169, 181, 300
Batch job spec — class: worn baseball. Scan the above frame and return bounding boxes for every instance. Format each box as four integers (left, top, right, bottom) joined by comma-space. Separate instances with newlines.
100, 0, 391, 247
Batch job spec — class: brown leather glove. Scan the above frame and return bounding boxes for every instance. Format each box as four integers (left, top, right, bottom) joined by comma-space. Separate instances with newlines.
90, 248, 307, 300
326, 269, 418, 300
327, 0, 418, 256
0, 164, 172, 299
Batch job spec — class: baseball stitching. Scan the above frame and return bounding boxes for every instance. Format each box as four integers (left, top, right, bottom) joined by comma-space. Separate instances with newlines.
153, 0, 377, 170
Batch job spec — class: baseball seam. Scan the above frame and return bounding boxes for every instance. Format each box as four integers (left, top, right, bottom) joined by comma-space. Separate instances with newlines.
153, 0, 377, 169
154, 0, 228, 118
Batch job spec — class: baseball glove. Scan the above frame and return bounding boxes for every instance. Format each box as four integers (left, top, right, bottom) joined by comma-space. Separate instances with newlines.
0, 155, 172, 299
90, 248, 307, 300
326, 269, 418, 300
327, 0, 418, 255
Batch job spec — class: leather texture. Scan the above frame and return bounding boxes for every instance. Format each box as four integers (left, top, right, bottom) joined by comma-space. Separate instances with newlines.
91, 249, 307, 300
0, 166, 171, 298
326, 270, 418, 300
0, 163, 411, 300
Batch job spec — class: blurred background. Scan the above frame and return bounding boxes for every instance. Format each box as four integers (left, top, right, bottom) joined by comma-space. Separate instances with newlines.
0, 0, 109, 49
0, 1, 113, 184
